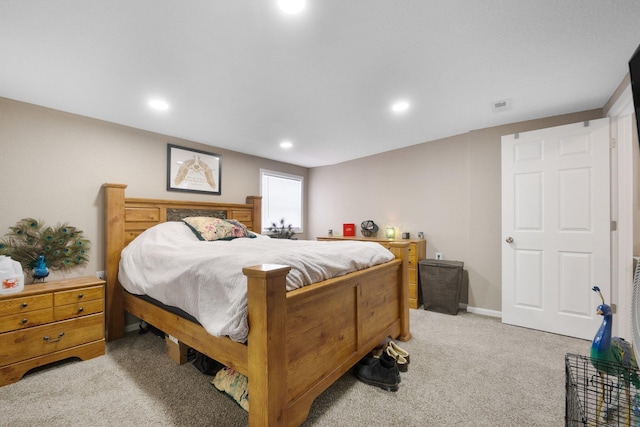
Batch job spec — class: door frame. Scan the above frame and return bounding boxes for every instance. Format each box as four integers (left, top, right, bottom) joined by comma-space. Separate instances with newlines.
606, 82, 635, 339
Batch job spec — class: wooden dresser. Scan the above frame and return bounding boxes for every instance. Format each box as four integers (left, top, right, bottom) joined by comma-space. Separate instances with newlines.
317, 236, 427, 309
0, 276, 105, 386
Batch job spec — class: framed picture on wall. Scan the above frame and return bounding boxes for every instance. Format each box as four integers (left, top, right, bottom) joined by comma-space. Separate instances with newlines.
167, 144, 222, 195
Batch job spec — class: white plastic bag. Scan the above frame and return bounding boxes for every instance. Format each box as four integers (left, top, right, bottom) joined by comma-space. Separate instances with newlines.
0, 255, 25, 294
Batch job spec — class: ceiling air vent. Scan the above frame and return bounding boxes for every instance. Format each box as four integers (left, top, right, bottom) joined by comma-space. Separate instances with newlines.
492, 98, 512, 113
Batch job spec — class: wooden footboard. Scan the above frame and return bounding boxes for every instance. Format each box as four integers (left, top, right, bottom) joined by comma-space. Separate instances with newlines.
102, 183, 410, 427
245, 246, 408, 426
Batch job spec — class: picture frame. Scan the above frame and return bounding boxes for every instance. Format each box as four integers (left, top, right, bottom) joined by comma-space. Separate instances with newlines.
167, 144, 222, 195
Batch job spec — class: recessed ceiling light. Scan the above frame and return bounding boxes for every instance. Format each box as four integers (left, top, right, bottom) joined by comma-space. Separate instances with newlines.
280, 140, 293, 149
278, 0, 305, 14
391, 100, 410, 114
148, 99, 170, 111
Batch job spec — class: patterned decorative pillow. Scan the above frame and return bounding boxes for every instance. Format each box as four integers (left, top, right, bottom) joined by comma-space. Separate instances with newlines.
182, 217, 256, 241
211, 367, 249, 411
224, 219, 255, 238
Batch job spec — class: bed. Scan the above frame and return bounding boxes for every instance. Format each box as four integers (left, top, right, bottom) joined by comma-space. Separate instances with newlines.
102, 183, 411, 427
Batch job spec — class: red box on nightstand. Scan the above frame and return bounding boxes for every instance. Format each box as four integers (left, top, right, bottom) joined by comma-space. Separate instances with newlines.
343, 223, 355, 237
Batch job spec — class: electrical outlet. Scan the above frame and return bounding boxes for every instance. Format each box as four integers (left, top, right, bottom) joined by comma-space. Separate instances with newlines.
435, 252, 443, 260
96, 271, 105, 280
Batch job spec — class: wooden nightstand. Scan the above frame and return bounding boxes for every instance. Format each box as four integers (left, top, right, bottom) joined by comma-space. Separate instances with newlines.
317, 236, 427, 309
0, 276, 105, 386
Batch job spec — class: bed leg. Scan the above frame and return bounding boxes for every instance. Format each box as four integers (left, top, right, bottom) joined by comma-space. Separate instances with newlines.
243, 264, 292, 427
103, 183, 127, 342
165, 335, 189, 365
388, 242, 411, 341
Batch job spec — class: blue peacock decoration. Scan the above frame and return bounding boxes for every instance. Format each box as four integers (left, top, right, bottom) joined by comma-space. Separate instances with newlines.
591, 286, 640, 426
0, 218, 90, 283
33, 254, 49, 281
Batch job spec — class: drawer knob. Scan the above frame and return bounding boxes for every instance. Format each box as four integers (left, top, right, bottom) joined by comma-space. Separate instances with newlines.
21, 318, 27, 324
43, 332, 65, 343
21, 302, 28, 308
77, 293, 84, 299
77, 307, 84, 313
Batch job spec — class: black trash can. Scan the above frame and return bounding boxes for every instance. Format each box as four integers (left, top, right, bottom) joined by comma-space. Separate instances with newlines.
419, 259, 464, 315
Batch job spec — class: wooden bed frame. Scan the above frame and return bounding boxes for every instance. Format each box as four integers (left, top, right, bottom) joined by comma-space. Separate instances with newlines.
103, 183, 410, 427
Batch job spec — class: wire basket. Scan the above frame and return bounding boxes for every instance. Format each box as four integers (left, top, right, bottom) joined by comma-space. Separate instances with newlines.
566, 353, 640, 426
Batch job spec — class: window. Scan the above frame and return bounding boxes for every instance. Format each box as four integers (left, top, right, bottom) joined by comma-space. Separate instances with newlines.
260, 169, 303, 233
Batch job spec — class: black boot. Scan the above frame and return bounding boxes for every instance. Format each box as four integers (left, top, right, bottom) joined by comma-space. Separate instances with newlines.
355, 352, 399, 392
380, 350, 401, 384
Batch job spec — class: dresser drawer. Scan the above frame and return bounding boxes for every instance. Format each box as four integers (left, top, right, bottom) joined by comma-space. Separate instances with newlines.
54, 286, 103, 306
407, 244, 417, 264
408, 267, 417, 284
409, 283, 418, 299
0, 313, 104, 366
54, 299, 103, 321
0, 294, 52, 316
408, 244, 417, 256
0, 308, 54, 333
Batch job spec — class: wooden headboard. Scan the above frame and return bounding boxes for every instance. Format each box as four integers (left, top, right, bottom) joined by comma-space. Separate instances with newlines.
102, 183, 262, 340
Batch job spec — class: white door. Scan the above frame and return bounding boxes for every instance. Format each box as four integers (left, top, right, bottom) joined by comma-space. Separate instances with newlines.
501, 118, 610, 340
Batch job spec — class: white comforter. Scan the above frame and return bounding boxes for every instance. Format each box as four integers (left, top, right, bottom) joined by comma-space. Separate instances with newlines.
118, 222, 394, 342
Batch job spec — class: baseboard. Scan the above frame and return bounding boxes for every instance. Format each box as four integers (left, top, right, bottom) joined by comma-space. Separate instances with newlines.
464, 304, 501, 318
413, 303, 502, 319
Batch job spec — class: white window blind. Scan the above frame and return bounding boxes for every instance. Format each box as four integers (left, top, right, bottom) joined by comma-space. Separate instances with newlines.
260, 169, 303, 232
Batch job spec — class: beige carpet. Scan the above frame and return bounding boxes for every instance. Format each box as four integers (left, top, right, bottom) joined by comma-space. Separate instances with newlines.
0, 309, 590, 426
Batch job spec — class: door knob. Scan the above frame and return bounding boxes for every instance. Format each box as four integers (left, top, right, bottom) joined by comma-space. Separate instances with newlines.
505, 237, 514, 243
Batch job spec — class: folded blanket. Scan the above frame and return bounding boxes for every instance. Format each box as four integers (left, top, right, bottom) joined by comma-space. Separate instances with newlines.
211, 367, 249, 411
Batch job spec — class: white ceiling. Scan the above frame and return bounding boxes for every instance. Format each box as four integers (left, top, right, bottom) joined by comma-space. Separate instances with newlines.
1, 1, 639, 167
